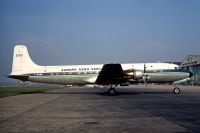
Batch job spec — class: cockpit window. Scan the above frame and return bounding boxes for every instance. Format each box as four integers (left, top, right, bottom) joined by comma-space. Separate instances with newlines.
174, 67, 186, 72
175, 67, 182, 70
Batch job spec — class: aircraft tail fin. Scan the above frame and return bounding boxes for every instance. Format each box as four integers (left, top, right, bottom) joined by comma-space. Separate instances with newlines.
10, 45, 42, 75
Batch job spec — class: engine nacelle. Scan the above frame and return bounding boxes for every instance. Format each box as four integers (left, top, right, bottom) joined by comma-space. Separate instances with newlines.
133, 71, 144, 79
125, 69, 144, 80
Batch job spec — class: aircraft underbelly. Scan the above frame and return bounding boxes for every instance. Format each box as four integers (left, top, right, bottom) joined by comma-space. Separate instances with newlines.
147, 73, 188, 83
28, 75, 90, 85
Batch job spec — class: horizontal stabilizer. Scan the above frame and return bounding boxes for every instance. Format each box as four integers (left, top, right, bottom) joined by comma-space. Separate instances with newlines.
8, 75, 29, 81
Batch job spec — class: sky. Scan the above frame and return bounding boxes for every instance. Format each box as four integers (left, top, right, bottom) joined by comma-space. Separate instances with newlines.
0, 0, 200, 83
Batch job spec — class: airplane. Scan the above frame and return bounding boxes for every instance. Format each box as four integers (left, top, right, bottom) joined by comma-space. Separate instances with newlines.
8, 45, 193, 95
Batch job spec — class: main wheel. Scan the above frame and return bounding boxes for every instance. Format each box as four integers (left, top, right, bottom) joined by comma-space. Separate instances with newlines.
173, 87, 180, 94
108, 88, 116, 96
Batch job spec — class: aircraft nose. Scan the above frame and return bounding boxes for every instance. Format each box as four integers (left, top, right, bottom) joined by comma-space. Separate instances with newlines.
189, 72, 193, 78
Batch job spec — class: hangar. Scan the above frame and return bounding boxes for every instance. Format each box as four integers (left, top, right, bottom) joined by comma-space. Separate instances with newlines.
181, 55, 200, 85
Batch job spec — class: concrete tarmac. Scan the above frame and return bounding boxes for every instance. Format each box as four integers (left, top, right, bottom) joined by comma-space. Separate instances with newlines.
0, 85, 199, 133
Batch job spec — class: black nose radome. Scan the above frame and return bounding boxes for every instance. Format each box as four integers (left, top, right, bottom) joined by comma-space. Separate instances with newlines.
189, 72, 193, 78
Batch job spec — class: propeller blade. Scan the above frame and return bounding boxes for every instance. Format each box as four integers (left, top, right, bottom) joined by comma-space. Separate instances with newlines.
144, 63, 147, 88
144, 63, 146, 73
144, 75, 147, 88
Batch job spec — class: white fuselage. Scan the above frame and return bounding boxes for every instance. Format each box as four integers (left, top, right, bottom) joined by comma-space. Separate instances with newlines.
9, 45, 191, 85
22, 63, 181, 85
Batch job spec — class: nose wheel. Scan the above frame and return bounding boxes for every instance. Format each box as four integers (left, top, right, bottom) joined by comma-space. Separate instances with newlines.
173, 87, 180, 94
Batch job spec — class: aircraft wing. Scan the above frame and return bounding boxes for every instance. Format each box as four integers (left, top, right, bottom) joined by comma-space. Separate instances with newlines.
95, 64, 126, 85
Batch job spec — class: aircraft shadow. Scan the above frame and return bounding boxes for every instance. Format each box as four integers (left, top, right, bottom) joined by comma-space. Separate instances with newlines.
21, 90, 171, 96
97, 91, 171, 96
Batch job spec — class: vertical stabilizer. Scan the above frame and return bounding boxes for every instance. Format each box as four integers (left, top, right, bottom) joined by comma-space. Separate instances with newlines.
10, 45, 42, 75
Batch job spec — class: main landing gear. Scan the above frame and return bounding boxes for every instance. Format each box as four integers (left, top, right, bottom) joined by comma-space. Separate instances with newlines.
108, 88, 116, 95
107, 85, 118, 96
173, 86, 180, 94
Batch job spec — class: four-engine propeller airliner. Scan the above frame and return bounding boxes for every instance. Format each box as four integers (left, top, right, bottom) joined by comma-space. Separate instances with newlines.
8, 45, 193, 95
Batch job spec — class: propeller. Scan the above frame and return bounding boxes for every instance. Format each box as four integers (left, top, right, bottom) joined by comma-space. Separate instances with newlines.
144, 63, 146, 73
143, 63, 148, 88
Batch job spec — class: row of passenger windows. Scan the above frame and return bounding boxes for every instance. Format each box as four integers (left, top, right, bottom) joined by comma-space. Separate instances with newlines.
29, 71, 99, 76
61, 68, 101, 71
146, 69, 187, 73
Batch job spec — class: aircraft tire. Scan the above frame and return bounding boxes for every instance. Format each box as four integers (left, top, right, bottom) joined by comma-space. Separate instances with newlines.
108, 88, 116, 96
173, 87, 180, 94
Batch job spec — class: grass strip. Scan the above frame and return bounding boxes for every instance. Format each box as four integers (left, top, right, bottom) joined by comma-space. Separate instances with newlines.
0, 86, 60, 98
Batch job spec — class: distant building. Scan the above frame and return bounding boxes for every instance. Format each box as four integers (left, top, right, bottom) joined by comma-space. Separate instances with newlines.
181, 55, 200, 85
